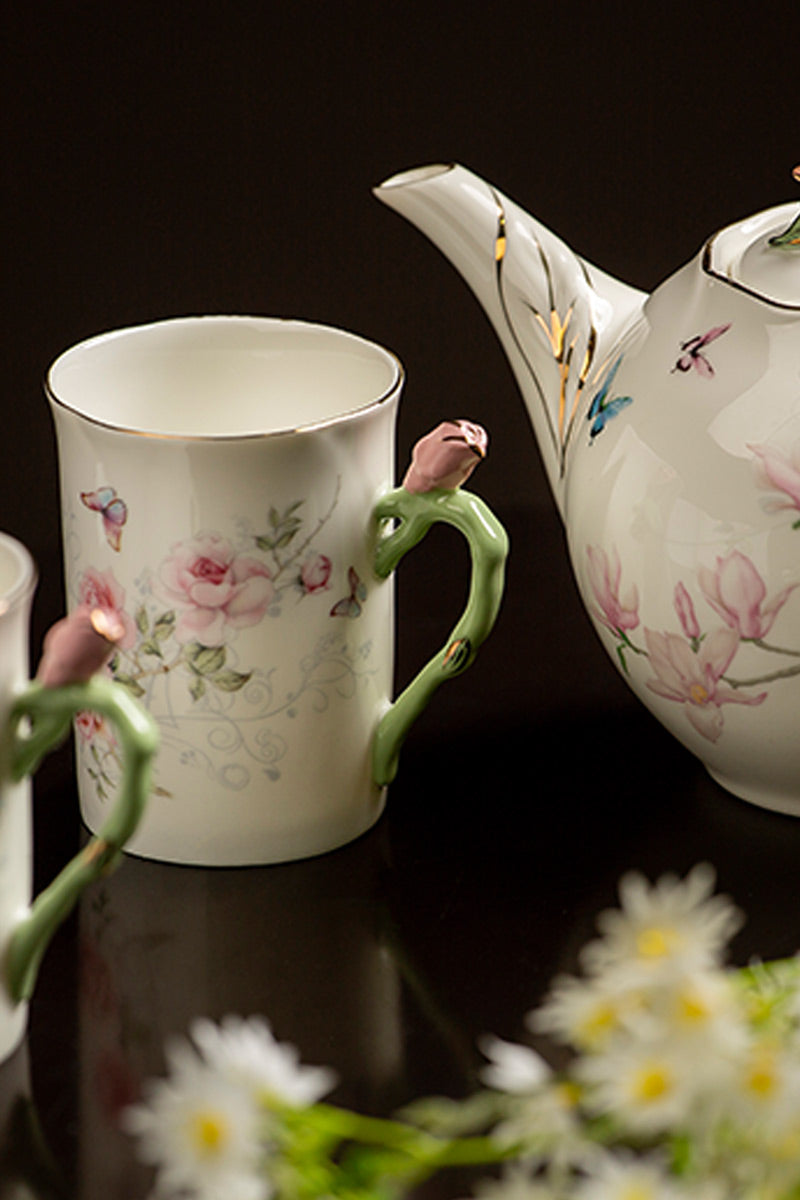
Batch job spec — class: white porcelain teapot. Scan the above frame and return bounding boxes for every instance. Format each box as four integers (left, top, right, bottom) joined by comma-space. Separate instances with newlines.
376, 164, 800, 815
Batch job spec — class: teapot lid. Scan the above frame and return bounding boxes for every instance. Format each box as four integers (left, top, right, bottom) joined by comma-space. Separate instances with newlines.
703, 167, 800, 310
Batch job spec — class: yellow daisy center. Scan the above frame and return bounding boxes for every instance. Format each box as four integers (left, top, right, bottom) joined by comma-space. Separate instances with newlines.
555, 1080, 582, 1109
676, 988, 709, 1024
631, 1062, 673, 1104
746, 1053, 778, 1099
576, 1000, 618, 1048
620, 1186, 654, 1200
189, 1110, 231, 1157
636, 925, 680, 959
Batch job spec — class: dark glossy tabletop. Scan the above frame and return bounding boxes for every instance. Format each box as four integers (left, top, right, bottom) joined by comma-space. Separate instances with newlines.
3, 7, 797, 1196
6, 508, 800, 1200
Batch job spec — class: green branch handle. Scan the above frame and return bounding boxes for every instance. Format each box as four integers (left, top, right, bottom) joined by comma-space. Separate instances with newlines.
371, 485, 508, 787
5, 676, 158, 1003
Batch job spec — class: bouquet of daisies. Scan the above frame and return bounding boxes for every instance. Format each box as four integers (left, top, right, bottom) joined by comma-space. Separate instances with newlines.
124, 864, 800, 1199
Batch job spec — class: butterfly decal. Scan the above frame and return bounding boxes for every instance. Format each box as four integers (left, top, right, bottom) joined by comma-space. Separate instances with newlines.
587, 357, 633, 442
80, 486, 128, 551
672, 324, 731, 378
329, 566, 367, 618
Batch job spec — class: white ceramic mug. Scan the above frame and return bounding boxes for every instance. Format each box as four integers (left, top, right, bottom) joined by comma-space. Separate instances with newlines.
0, 532, 157, 1064
46, 317, 508, 866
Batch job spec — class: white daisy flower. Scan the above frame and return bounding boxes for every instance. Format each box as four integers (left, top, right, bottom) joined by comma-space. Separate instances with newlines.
723, 1033, 800, 1127
190, 1015, 336, 1109
471, 1163, 551, 1199
575, 1033, 700, 1136
617, 969, 749, 1069
574, 1152, 684, 1200
581, 864, 742, 984
529, 972, 639, 1053
122, 1046, 268, 1200
478, 1034, 604, 1171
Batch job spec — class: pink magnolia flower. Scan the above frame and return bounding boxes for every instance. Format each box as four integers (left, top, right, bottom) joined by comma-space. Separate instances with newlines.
749, 441, 800, 515
674, 581, 700, 641
77, 567, 137, 649
645, 626, 766, 742
156, 533, 274, 646
300, 553, 332, 595
698, 550, 796, 640
586, 545, 640, 635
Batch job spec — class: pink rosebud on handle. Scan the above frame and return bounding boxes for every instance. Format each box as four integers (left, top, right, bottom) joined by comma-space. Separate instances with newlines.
402, 420, 488, 494
36, 605, 126, 688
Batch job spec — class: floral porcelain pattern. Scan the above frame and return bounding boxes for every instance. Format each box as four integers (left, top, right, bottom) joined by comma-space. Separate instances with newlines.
70, 479, 375, 801
587, 433, 800, 744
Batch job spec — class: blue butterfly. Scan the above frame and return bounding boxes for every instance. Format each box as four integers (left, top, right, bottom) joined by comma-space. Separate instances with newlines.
587, 357, 633, 442
81, 486, 128, 550
329, 567, 367, 618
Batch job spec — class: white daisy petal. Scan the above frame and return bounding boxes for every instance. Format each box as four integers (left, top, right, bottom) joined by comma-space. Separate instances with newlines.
581, 864, 742, 984
478, 1035, 551, 1093
122, 1052, 269, 1200
191, 1014, 337, 1108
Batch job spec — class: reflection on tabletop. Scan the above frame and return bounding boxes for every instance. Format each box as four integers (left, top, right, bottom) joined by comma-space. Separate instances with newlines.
13, 697, 800, 1197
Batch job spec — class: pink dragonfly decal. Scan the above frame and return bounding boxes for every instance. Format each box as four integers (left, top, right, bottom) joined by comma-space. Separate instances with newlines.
672, 324, 731, 378
80, 486, 128, 551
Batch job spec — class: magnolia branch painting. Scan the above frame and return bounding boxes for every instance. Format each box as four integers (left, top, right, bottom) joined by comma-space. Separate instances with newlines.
586, 437, 800, 743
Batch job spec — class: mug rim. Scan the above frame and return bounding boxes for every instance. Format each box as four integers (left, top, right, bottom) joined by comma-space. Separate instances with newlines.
45, 315, 405, 442
0, 532, 37, 616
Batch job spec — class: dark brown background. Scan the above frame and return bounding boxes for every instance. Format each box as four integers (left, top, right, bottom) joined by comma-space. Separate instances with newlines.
2, 4, 799, 1196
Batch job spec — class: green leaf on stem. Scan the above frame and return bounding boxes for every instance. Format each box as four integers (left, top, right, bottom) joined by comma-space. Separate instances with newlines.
153, 611, 176, 640
210, 669, 252, 693
113, 673, 146, 698
186, 643, 227, 676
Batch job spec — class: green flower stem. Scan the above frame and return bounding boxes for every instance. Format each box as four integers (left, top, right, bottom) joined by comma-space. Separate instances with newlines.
280, 1102, 516, 1195
268, 481, 341, 583
371, 487, 509, 787
5, 677, 158, 1003
617, 629, 646, 655
748, 637, 800, 658
723, 661, 800, 688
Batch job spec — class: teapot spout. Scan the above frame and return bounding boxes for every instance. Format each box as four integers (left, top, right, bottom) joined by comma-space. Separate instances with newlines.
375, 164, 646, 513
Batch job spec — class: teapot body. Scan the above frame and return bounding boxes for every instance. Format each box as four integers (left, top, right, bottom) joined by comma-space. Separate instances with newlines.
565, 257, 800, 811
376, 163, 800, 812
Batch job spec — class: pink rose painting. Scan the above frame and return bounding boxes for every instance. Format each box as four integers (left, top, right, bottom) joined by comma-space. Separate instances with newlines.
156, 534, 274, 647
300, 554, 332, 595
74, 486, 359, 732
77, 567, 137, 649
75, 710, 107, 743
73, 484, 376, 808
